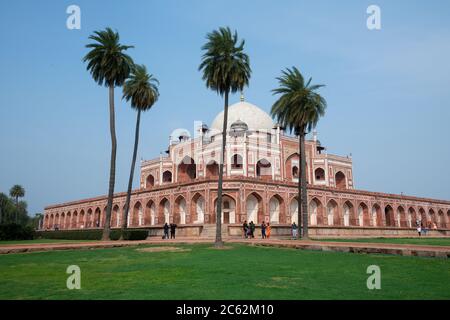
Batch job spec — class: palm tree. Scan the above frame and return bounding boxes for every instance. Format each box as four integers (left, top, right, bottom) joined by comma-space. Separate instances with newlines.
83, 27, 134, 240
9, 185, 25, 223
120, 64, 159, 239
199, 27, 251, 247
271, 67, 326, 239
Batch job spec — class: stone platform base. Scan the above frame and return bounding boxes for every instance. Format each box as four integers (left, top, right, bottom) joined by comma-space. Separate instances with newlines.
143, 224, 450, 239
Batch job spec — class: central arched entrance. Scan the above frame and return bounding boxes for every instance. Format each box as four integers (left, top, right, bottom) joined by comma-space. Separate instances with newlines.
214, 195, 236, 224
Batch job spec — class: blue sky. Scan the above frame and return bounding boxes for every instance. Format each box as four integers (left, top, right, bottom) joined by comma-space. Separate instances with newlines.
1, 0, 449, 215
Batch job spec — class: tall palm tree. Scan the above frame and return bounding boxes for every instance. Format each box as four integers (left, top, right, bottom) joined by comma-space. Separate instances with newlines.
9, 185, 25, 223
83, 27, 134, 241
120, 64, 159, 239
271, 67, 326, 239
199, 27, 251, 247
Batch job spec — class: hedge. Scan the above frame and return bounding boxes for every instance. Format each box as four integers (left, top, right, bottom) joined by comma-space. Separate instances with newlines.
35, 229, 149, 241
0, 223, 35, 240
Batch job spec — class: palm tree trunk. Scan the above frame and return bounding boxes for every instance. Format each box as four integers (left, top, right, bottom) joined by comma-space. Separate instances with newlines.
102, 85, 116, 241
121, 109, 141, 240
15, 196, 18, 224
215, 90, 229, 248
299, 132, 309, 239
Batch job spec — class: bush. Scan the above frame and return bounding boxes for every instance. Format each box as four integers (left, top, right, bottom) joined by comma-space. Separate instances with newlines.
0, 223, 35, 240
35, 229, 148, 241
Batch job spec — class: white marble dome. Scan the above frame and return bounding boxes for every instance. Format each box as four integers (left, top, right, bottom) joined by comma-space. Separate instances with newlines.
211, 101, 274, 132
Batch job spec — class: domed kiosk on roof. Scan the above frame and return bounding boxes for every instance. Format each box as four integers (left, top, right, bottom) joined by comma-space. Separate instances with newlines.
211, 100, 274, 132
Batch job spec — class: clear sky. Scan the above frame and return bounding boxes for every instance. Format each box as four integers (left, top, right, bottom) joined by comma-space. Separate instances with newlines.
1, 0, 449, 215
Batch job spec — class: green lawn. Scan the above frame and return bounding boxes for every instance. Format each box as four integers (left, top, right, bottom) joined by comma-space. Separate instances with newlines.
0, 239, 90, 246
315, 238, 450, 247
0, 243, 448, 300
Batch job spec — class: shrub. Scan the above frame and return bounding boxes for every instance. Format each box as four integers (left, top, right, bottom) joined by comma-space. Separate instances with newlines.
35, 229, 148, 241
0, 223, 35, 240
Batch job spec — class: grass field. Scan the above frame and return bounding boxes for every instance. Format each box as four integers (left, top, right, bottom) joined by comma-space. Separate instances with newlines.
316, 238, 450, 246
0, 243, 449, 300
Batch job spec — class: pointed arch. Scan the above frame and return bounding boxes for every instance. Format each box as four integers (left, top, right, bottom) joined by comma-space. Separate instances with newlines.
231, 154, 243, 169
256, 159, 272, 180
191, 193, 205, 224
384, 205, 395, 227
178, 156, 196, 182
146, 174, 155, 189
437, 210, 445, 228
326, 199, 339, 226
357, 202, 369, 227
397, 206, 406, 227
343, 201, 356, 226
158, 198, 170, 224
145, 200, 155, 225
371, 204, 382, 227
408, 207, 416, 228
246, 192, 263, 223
162, 170, 172, 183
132, 202, 143, 226
206, 160, 219, 178
289, 197, 299, 225
309, 198, 324, 226
269, 195, 285, 224
314, 168, 325, 181
335, 171, 346, 189
213, 194, 237, 224
174, 195, 187, 224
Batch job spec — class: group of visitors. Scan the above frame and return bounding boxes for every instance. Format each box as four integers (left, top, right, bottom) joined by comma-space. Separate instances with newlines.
242, 220, 300, 239
242, 220, 273, 239
163, 222, 177, 239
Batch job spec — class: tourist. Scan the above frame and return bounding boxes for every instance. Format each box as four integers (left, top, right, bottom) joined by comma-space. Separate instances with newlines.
170, 223, 177, 239
291, 222, 298, 239
243, 220, 248, 238
417, 224, 422, 237
163, 223, 169, 239
261, 221, 266, 239
432, 222, 437, 230
266, 222, 271, 238
250, 221, 255, 238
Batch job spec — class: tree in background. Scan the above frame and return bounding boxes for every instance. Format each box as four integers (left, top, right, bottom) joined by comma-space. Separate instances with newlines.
9, 185, 25, 223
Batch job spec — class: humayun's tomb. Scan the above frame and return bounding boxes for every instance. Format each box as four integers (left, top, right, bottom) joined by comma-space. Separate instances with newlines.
42, 99, 450, 237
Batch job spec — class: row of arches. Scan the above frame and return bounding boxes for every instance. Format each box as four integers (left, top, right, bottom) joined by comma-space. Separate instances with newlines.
309, 199, 450, 228
145, 155, 275, 189
44, 196, 450, 230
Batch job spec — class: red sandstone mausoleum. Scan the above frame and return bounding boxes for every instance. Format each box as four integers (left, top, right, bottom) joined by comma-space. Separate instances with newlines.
42, 99, 450, 237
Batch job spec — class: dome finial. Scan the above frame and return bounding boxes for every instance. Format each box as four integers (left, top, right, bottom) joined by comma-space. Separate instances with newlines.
240, 91, 244, 102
